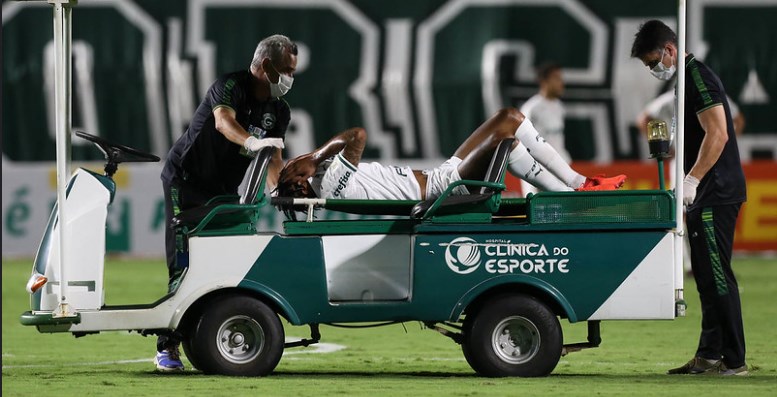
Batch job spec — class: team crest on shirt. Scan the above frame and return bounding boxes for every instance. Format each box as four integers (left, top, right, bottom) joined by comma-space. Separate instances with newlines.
261, 113, 276, 130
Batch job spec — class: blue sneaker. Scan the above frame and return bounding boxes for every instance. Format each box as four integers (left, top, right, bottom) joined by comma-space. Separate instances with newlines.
154, 347, 184, 372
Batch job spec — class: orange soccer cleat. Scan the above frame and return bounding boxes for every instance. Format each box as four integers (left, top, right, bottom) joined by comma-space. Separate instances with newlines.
576, 174, 627, 191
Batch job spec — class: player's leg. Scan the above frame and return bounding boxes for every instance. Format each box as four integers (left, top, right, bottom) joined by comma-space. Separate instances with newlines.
512, 116, 625, 190
453, 108, 518, 185
452, 108, 521, 166
454, 108, 624, 192
507, 142, 571, 191
453, 108, 567, 192
520, 178, 539, 197
511, 115, 586, 189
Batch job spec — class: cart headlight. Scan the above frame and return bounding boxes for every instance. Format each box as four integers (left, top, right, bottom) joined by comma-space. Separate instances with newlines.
26, 272, 48, 294
647, 119, 671, 159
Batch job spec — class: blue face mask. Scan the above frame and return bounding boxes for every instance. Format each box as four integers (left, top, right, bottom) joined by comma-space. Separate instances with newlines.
650, 49, 676, 81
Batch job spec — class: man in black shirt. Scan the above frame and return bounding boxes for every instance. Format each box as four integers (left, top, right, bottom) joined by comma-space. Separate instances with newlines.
156, 34, 297, 372
632, 20, 748, 376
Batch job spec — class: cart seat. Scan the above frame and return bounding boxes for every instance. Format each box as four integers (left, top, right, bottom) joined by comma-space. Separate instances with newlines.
171, 146, 274, 230
410, 138, 514, 219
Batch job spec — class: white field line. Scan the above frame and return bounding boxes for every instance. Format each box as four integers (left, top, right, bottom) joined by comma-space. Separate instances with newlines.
2, 338, 345, 369
282, 341, 346, 356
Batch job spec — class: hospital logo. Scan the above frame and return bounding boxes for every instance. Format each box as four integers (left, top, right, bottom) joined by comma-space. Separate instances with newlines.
444, 237, 481, 274
261, 113, 276, 130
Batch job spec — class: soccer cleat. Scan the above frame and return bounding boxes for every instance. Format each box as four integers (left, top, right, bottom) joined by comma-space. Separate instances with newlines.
576, 174, 628, 191
592, 174, 627, 188
576, 183, 620, 191
719, 363, 749, 376
154, 347, 185, 372
667, 357, 721, 375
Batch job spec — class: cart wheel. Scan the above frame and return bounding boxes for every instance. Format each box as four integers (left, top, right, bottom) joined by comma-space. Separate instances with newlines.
192, 295, 284, 376
182, 316, 204, 371
462, 294, 561, 377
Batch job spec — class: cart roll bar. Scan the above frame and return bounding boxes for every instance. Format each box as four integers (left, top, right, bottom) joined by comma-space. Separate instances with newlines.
674, 0, 687, 308
238, 146, 276, 205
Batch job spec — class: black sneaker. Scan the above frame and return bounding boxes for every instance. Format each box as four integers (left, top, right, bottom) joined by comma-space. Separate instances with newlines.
667, 357, 721, 375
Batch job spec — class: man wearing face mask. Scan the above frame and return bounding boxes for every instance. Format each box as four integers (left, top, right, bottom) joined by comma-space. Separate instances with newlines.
157, 34, 297, 372
632, 20, 747, 376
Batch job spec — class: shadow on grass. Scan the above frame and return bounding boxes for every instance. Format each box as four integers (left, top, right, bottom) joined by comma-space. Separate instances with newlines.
129, 369, 477, 378
127, 369, 777, 384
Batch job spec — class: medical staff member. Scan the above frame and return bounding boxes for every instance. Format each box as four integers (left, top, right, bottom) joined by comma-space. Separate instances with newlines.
156, 34, 297, 372
632, 20, 748, 376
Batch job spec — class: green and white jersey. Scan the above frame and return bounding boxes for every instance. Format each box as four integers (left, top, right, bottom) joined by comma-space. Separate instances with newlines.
311, 154, 421, 200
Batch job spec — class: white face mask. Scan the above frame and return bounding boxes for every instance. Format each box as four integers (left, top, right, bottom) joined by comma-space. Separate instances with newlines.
649, 48, 676, 81
268, 63, 294, 98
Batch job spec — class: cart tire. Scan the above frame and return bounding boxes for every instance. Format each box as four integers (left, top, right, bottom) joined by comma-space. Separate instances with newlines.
462, 294, 562, 377
192, 295, 284, 376
182, 316, 204, 371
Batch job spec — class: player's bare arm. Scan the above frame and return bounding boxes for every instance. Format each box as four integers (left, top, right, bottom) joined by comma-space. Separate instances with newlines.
314, 127, 367, 165
280, 127, 367, 187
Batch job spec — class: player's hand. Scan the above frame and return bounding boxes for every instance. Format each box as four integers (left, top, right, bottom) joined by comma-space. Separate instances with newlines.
279, 153, 317, 186
244, 136, 284, 152
682, 174, 700, 207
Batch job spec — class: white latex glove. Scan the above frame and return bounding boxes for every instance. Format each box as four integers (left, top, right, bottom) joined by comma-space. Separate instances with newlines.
683, 174, 700, 207
244, 136, 284, 152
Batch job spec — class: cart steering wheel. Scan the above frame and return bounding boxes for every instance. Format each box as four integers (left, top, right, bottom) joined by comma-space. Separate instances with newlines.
75, 130, 160, 177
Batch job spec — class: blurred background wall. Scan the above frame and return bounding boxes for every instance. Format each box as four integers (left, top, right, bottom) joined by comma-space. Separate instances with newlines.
3, 0, 776, 256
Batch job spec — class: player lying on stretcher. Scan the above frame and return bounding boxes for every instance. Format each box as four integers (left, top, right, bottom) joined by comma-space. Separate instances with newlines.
277, 108, 626, 200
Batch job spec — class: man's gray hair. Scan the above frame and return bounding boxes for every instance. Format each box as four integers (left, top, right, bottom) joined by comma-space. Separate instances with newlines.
250, 34, 297, 70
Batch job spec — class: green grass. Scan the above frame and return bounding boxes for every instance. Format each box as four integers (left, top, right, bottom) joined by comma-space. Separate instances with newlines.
3, 256, 776, 396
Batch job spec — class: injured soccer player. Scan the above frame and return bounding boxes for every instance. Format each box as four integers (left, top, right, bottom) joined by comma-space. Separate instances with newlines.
277, 108, 626, 200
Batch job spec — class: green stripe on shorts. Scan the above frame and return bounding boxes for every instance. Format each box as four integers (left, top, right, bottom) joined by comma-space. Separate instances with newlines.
702, 208, 728, 295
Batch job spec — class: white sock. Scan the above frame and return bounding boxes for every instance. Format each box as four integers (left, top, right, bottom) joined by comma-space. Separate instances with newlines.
508, 142, 571, 192
514, 119, 586, 188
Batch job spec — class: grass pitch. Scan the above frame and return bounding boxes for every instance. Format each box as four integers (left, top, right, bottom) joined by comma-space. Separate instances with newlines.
3, 256, 776, 396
